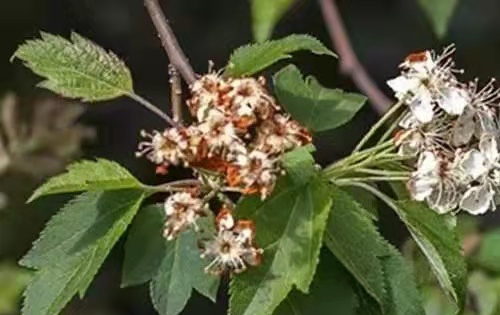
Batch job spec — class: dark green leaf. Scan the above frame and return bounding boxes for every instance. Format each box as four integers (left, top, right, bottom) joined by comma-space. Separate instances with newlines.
21, 190, 144, 269
282, 145, 316, 184
13, 32, 133, 101
150, 230, 220, 315
342, 186, 379, 220
395, 201, 466, 309
417, 0, 459, 38
274, 65, 367, 132
229, 175, 333, 315
225, 34, 335, 77
273, 250, 358, 315
29, 159, 142, 202
22, 190, 144, 315
122, 204, 166, 287
251, 0, 297, 42
379, 242, 424, 315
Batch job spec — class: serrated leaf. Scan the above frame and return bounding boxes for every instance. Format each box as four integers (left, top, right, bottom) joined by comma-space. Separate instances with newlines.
394, 201, 466, 309
225, 34, 335, 77
380, 242, 424, 315
273, 250, 358, 315
324, 186, 386, 308
476, 229, 500, 273
282, 145, 316, 184
251, 0, 297, 43
229, 175, 333, 315
343, 186, 379, 220
21, 190, 144, 269
13, 32, 133, 101
274, 65, 367, 132
22, 190, 144, 315
150, 229, 220, 315
29, 159, 141, 202
122, 204, 166, 287
417, 0, 459, 38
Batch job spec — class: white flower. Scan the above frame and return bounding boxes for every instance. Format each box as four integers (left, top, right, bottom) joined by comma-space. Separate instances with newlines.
460, 184, 495, 215
438, 86, 470, 116
200, 209, 263, 275
408, 151, 440, 201
163, 192, 206, 240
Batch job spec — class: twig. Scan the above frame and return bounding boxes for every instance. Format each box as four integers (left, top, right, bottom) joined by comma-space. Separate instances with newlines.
319, 0, 391, 114
169, 64, 183, 123
144, 0, 197, 84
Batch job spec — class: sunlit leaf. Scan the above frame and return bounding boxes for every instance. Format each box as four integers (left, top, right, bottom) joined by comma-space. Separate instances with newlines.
251, 0, 297, 42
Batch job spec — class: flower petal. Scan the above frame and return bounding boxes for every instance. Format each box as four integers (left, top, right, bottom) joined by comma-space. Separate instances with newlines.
460, 185, 495, 215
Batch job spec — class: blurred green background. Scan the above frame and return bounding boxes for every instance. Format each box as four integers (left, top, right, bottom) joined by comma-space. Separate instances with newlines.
3, 0, 500, 314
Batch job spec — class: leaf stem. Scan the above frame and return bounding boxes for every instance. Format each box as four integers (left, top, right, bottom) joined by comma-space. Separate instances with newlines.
143, 179, 200, 193
352, 99, 404, 153
127, 92, 179, 127
334, 176, 409, 185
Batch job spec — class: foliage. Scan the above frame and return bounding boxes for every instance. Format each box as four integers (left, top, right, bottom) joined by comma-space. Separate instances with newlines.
417, 0, 459, 38
251, 0, 297, 42
274, 64, 367, 132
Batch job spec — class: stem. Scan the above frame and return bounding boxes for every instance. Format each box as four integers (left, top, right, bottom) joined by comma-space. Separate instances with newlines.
335, 181, 401, 212
355, 168, 410, 176
378, 109, 405, 145
127, 92, 179, 127
169, 64, 183, 123
143, 179, 201, 193
334, 176, 408, 184
144, 0, 196, 84
318, 0, 391, 114
352, 99, 404, 153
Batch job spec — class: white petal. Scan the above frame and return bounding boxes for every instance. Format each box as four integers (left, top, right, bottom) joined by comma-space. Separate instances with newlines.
479, 135, 499, 166
427, 181, 458, 214
451, 108, 475, 146
460, 185, 495, 215
458, 149, 489, 180
417, 151, 439, 175
409, 89, 434, 123
475, 108, 498, 135
387, 76, 421, 97
407, 176, 437, 201
438, 87, 470, 116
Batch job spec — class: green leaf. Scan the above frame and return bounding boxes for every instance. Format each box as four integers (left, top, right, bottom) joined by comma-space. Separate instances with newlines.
343, 186, 379, 221
122, 204, 166, 287
324, 186, 386, 308
417, 0, 459, 38
21, 190, 144, 269
274, 65, 367, 132
380, 242, 424, 315
229, 175, 333, 315
225, 34, 335, 77
150, 229, 220, 315
29, 159, 141, 202
13, 32, 133, 101
273, 250, 358, 315
282, 145, 316, 184
395, 201, 466, 309
251, 0, 297, 43
476, 228, 500, 273
22, 190, 144, 315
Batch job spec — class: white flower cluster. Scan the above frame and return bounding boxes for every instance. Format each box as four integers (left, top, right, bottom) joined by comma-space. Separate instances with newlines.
388, 46, 500, 215
163, 191, 207, 240
137, 73, 311, 199
200, 207, 263, 275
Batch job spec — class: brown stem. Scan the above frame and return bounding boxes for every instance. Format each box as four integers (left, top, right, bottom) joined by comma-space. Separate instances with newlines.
144, 0, 197, 84
319, 0, 391, 114
169, 64, 183, 123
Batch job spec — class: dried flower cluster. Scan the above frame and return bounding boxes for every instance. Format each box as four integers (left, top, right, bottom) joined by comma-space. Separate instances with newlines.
137, 73, 312, 274
137, 73, 311, 199
388, 46, 500, 215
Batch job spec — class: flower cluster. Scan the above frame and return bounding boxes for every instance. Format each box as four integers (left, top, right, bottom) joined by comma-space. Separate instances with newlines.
137, 73, 311, 199
388, 46, 500, 215
200, 207, 263, 275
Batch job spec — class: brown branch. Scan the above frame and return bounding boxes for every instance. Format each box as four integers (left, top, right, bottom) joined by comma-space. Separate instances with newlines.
169, 64, 183, 122
144, 0, 197, 85
319, 0, 391, 114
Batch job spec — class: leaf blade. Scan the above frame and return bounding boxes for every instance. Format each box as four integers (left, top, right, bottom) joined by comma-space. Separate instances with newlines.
417, 0, 459, 38
28, 159, 141, 202
274, 65, 367, 132
225, 34, 335, 77
14, 32, 133, 102
251, 0, 297, 42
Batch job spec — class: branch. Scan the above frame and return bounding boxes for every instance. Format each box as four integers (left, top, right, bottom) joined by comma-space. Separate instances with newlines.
144, 0, 197, 85
319, 0, 391, 114
169, 64, 183, 122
